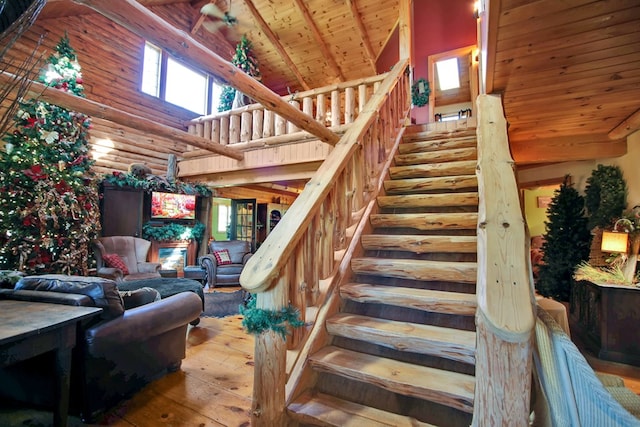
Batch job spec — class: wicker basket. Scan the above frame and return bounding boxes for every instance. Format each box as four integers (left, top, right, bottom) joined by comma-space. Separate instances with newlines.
588, 227, 609, 267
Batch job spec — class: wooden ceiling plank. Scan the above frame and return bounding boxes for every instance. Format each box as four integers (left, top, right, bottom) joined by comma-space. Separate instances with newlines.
71, 0, 339, 144
292, 0, 344, 82
497, 1, 639, 41
510, 134, 627, 165
345, 0, 377, 72
608, 108, 640, 140
498, 0, 597, 28
243, 0, 311, 91
0, 70, 245, 160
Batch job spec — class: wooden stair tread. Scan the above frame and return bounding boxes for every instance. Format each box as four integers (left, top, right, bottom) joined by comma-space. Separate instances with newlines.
401, 128, 476, 145
394, 147, 477, 166
384, 175, 478, 194
377, 192, 478, 209
361, 234, 477, 253
370, 212, 478, 230
288, 391, 436, 427
351, 257, 477, 283
341, 283, 477, 315
327, 313, 476, 364
309, 346, 475, 413
389, 161, 477, 179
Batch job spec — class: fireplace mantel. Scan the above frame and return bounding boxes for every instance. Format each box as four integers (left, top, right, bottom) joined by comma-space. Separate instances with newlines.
149, 240, 197, 277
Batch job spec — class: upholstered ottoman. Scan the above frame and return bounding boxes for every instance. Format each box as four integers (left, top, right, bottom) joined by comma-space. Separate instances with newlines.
118, 278, 205, 325
183, 265, 207, 284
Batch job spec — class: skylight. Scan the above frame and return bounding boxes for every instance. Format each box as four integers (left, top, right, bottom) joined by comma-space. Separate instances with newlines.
436, 58, 460, 91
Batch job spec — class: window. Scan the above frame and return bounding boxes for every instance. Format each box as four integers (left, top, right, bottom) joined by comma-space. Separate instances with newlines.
218, 205, 230, 233
141, 41, 222, 114
435, 58, 460, 91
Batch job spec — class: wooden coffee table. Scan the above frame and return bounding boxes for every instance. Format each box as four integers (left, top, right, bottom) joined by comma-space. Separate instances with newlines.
0, 300, 102, 427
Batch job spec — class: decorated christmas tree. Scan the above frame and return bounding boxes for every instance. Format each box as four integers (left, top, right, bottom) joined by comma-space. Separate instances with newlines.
536, 176, 592, 301
0, 34, 100, 276
218, 35, 261, 111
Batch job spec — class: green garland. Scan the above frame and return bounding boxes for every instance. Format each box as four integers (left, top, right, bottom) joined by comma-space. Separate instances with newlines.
411, 78, 430, 107
142, 221, 205, 243
103, 172, 212, 197
240, 297, 305, 339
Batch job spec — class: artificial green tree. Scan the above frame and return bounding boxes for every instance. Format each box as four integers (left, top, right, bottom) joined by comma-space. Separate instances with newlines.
0, 34, 100, 276
218, 35, 262, 112
536, 176, 592, 301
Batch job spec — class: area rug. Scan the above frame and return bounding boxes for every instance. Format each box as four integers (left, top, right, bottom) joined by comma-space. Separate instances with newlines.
202, 290, 246, 318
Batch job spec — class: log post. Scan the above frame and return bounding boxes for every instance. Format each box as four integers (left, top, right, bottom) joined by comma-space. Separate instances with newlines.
241, 111, 252, 142
252, 281, 288, 427
211, 119, 220, 144
345, 87, 355, 124
275, 114, 286, 136
263, 110, 274, 138
220, 116, 230, 145
302, 97, 314, 117
252, 109, 264, 140
331, 89, 341, 127
316, 93, 327, 124
229, 114, 241, 144
287, 100, 300, 133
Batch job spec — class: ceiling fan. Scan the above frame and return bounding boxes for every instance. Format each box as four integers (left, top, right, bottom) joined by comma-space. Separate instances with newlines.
200, 2, 238, 33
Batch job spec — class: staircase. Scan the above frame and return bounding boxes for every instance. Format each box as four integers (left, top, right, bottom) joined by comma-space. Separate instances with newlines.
288, 126, 480, 426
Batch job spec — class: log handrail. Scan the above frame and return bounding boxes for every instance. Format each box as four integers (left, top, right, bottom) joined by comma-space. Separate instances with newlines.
186, 72, 388, 148
471, 94, 535, 426
242, 59, 410, 426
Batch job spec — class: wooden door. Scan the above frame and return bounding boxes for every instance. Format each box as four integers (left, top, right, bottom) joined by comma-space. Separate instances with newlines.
230, 199, 257, 251
101, 184, 145, 237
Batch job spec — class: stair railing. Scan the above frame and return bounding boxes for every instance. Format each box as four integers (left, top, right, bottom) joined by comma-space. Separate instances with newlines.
186, 73, 390, 150
472, 94, 536, 426
239, 59, 410, 426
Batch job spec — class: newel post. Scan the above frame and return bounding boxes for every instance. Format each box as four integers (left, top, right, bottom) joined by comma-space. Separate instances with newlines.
251, 275, 289, 426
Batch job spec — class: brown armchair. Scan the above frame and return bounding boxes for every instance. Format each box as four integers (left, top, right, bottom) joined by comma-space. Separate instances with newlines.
199, 240, 252, 289
93, 236, 161, 282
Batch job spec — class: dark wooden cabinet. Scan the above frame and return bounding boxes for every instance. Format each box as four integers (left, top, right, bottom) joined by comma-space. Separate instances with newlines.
100, 184, 147, 237
570, 280, 640, 366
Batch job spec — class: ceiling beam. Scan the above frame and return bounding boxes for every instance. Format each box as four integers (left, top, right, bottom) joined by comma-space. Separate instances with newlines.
244, 184, 302, 199
510, 133, 627, 165
192, 161, 321, 186
72, 0, 339, 145
0, 71, 245, 160
243, 0, 311, 91
609, 107, 640, 140
345, 0, 377, 72
292, 0, 343, 82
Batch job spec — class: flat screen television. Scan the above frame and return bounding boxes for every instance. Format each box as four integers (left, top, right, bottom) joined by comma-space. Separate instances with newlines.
151, 192, 196, 220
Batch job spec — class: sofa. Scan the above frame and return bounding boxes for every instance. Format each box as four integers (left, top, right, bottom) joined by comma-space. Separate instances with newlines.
533, 307, 640, 426
0, 274, 202, 422
93, 236, 162, 282
199, 240, 252, 289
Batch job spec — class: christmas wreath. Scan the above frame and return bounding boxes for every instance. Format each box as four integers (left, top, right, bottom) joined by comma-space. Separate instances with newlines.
411, 78, 430, 107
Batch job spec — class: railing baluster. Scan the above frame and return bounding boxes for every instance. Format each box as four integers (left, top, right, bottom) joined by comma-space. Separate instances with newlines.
275, 114, 286, 136
263, 110, 274, 138
316, 93, 326, 124
345, 87, 355, 124
252, 110, 263, 140
288, 100, 300, 133
220, 116, 229, 145
229, 114, 240, 144
331, 89, 340, 127
211, 119, 220, 144
241, 111, 252, 142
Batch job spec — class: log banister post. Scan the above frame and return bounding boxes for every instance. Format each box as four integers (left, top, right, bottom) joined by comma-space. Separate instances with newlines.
472, 94, 535, 426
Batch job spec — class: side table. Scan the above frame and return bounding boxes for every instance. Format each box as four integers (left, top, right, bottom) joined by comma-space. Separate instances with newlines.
0, 300, 102, 427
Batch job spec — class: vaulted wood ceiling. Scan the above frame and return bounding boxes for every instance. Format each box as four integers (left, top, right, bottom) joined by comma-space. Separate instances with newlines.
22, 0, 640, 171
487, 0, 640, 165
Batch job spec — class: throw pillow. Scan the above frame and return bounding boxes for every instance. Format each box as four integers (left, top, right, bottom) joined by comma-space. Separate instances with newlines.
16, 274, 125, 320
119, 287, 161, 310
102, 253, 130, 275
214, 249, 232, 265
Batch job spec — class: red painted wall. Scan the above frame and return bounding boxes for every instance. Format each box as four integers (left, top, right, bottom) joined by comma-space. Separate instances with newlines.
377, 0, 477, 124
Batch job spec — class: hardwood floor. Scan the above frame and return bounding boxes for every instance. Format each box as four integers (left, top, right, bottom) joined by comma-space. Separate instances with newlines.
2, 290, 637, 426
100, 314, 254, 427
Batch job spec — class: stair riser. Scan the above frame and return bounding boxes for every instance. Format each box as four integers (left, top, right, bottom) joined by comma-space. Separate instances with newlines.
389, 161, 477, 179
361, 235, 477, 254
370, 213, 478, 231
394, 148, 477, 166
383, 176, 478, 194
377, 193, 478, 209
